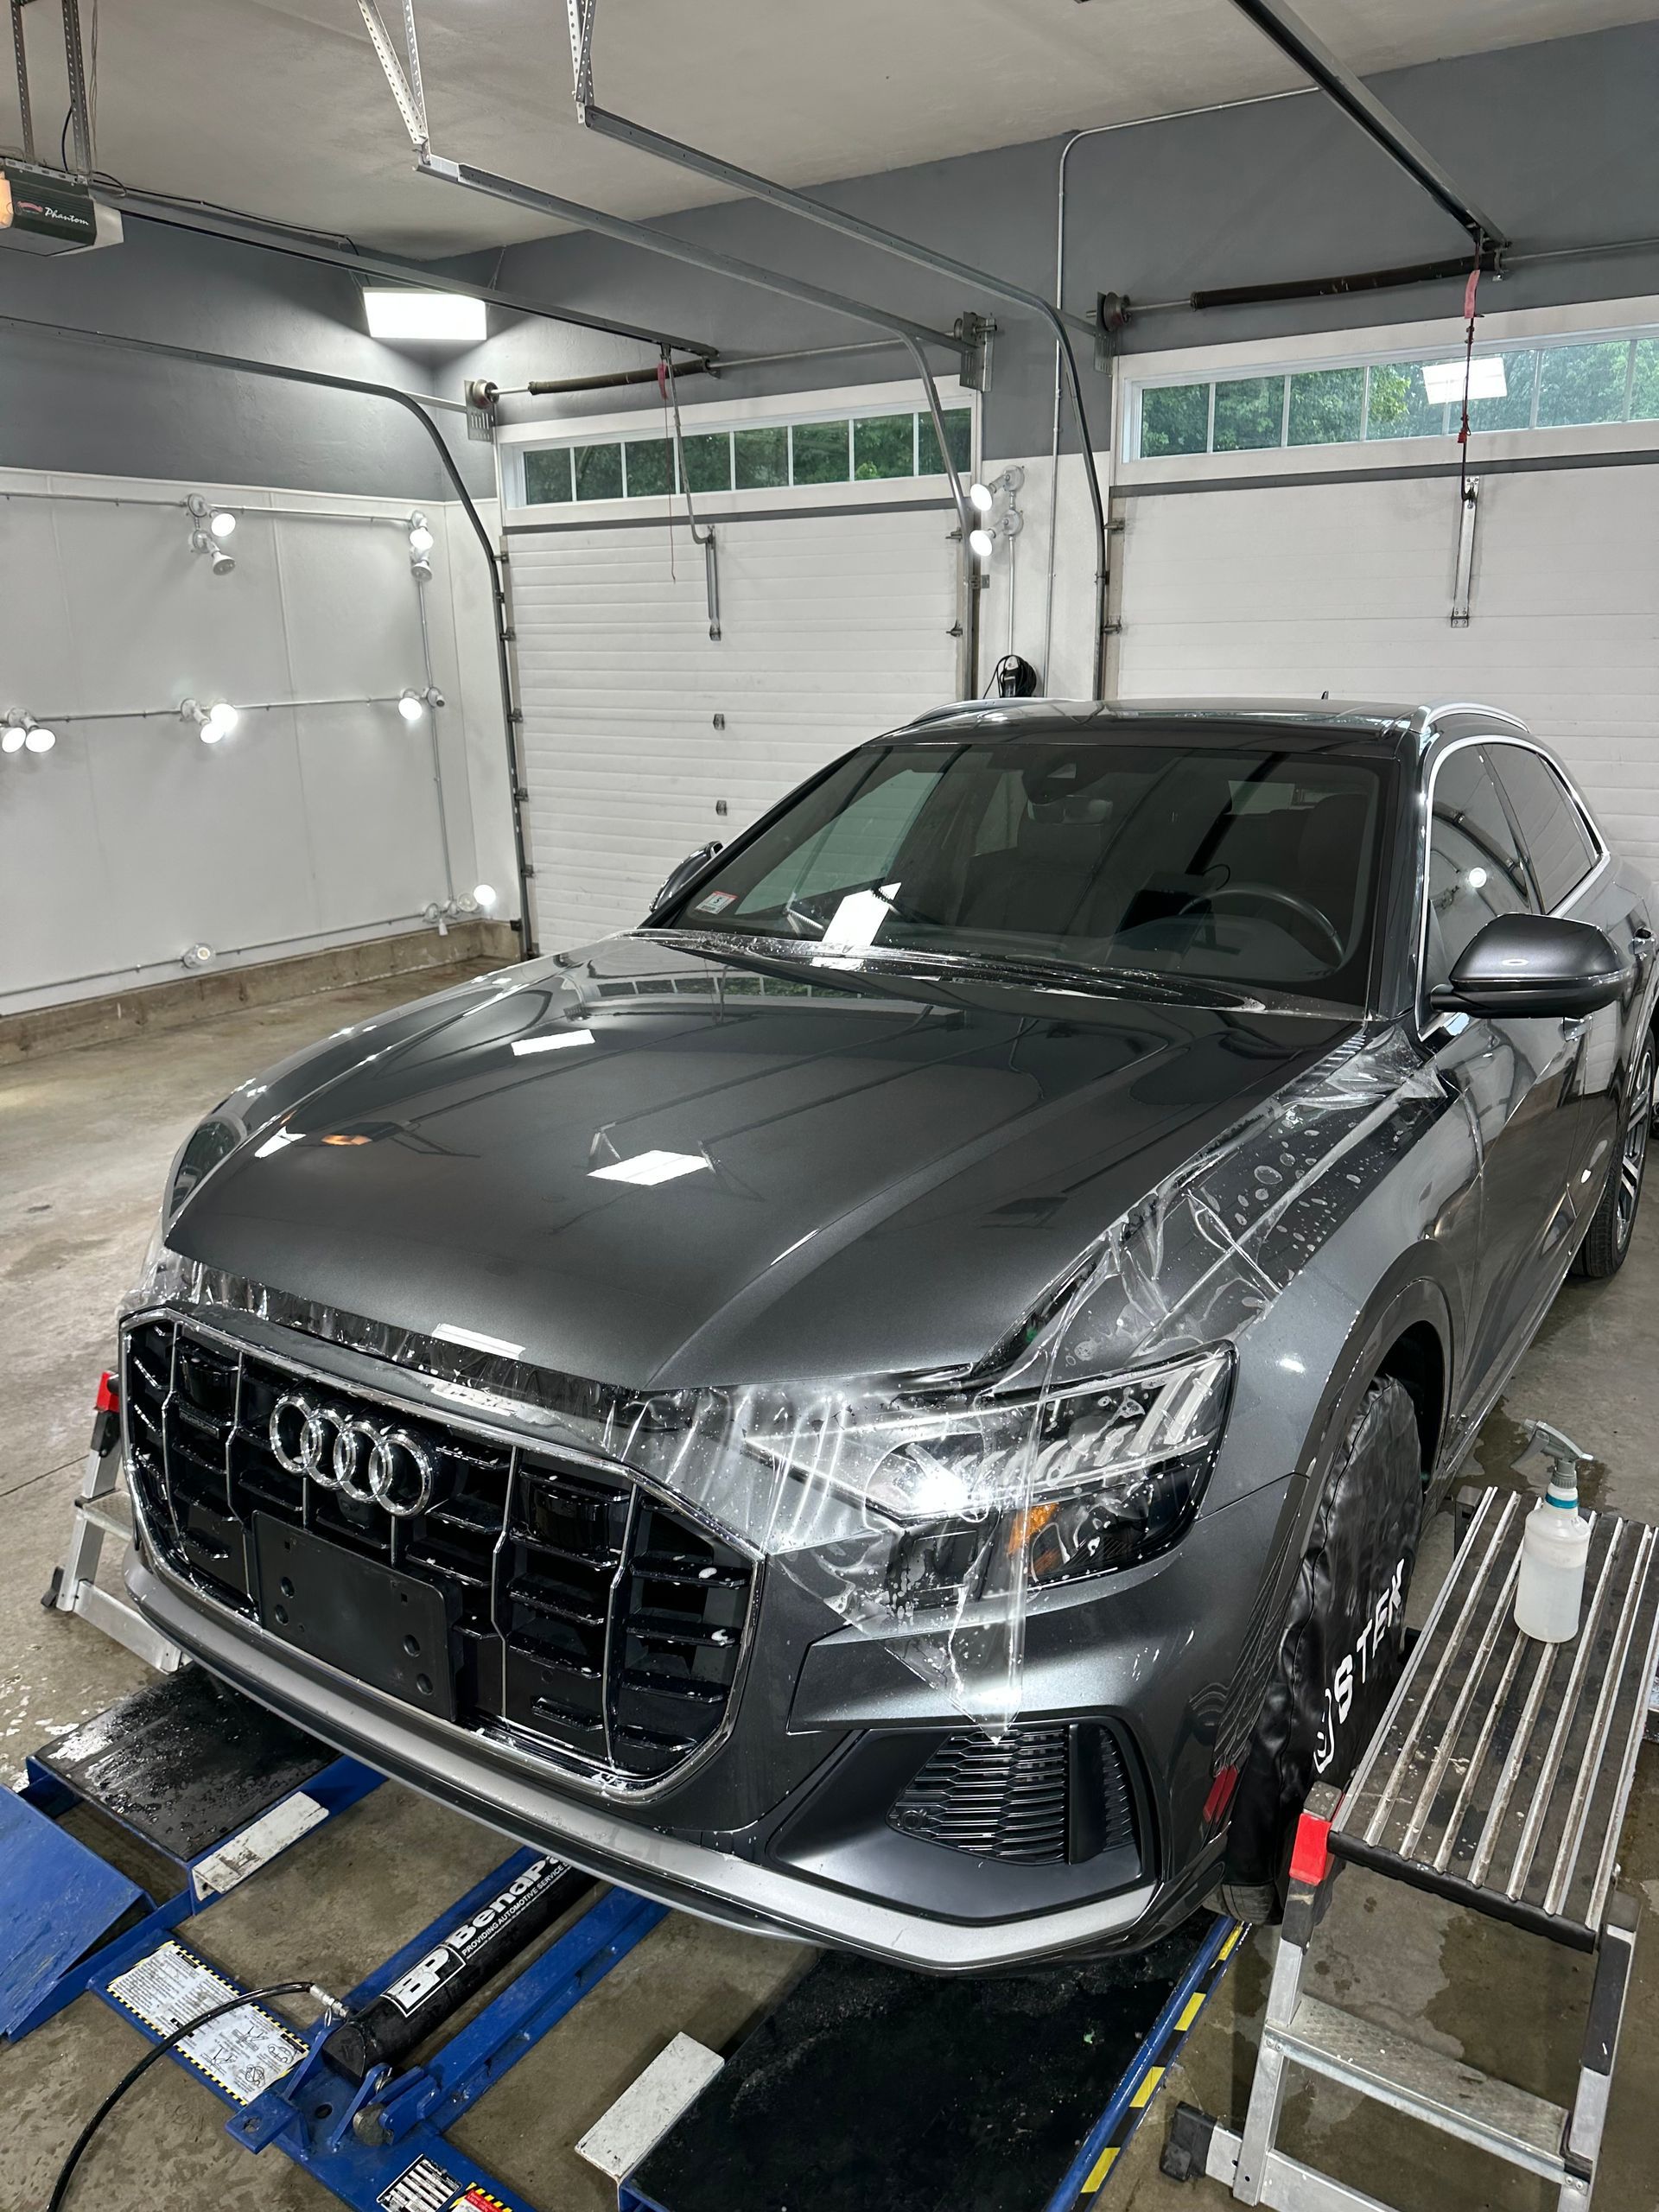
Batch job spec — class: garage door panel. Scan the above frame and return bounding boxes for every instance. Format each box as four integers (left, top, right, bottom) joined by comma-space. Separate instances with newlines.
512, 506, 957, 950
1117, 462, 1659, 869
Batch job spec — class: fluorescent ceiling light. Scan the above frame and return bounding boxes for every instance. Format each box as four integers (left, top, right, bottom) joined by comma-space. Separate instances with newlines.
512, 1028, 595, 1057
433, 1320, 524, 1359
1420, 356, 1508, 405
590, 1149, 709, 1186
363, 289, 486, 344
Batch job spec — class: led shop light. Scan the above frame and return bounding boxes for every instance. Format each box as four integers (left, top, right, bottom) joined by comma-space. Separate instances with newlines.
3, 710, 55, 753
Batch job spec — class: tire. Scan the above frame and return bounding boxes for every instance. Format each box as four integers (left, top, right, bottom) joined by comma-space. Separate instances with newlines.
1577, 1033, 1655, 1281
1219, 1375, 1423, 1923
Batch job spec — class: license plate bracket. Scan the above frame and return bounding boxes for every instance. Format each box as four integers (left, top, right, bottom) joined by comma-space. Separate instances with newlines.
252, 1515, 456, 1722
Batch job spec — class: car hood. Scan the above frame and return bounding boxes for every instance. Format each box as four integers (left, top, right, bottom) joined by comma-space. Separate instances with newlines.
169, 935, 1356, 1389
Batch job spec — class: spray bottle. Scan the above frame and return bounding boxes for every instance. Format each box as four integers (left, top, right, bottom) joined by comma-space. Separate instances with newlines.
1513, 1420, 1592, 1644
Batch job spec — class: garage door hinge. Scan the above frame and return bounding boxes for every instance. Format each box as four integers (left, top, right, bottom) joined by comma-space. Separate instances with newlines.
1103, 620, 1123, 635
509, 709, 524, 723
501, 626, 517, 641
514, 784, 530, 802
522, 864, 537, 878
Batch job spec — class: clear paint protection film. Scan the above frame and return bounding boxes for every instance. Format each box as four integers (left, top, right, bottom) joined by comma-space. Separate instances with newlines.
134, 1022, 1446, 1754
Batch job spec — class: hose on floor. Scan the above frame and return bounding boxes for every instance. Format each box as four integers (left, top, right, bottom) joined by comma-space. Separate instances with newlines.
46, 1979, 347, 2209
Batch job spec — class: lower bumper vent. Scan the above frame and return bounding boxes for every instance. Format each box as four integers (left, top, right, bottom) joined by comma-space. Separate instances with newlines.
887, 1722, 1136, 1866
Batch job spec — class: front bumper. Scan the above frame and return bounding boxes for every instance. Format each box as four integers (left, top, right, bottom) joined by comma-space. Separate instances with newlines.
129, 1550, 1168, 1971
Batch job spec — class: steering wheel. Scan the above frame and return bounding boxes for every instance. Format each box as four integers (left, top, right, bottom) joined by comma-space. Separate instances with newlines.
1177, 881, 1344, 966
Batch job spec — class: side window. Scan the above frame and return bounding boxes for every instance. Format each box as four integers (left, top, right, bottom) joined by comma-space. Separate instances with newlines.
1487, 743, 1599, 911
736, 766, 938, 918
1423, 747, 1538, 991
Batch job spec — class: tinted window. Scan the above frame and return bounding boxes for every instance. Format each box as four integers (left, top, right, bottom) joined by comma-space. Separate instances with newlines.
670, 733, 1389, 1008
1424, 747, 1537, 990
1488, 743, 1599, 910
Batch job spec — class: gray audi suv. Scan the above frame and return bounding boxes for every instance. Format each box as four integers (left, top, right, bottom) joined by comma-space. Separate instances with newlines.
123, 700, 1655, 1968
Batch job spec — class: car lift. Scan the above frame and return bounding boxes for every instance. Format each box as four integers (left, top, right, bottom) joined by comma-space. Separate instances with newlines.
17, 1371, 1249, 2209
5, 1667, 1244, 2212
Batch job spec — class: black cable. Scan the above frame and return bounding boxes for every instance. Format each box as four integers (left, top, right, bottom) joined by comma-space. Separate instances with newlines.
47, 1980, 327, 2210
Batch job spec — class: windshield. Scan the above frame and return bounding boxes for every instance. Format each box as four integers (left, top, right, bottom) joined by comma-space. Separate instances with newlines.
661, 730, 1389, 1008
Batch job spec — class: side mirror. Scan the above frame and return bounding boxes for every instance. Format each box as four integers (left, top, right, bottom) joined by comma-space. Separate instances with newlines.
1428, 911, 1628, 1019
648, 841, 723, 918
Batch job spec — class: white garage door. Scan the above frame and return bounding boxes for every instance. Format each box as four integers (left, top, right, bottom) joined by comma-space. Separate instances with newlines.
1114, 465, 1659, 872
508, 505, 960, 950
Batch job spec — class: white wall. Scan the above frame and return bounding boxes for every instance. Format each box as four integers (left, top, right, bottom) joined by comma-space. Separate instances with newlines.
0, 466, 513, 1017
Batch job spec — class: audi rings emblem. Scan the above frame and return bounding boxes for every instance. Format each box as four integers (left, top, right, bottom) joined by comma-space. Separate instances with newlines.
269, 1393, 439, 1518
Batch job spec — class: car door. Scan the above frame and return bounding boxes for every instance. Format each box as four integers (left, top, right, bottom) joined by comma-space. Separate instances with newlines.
1486, 738, 1652, 1210
1421, 742, 1589, 1412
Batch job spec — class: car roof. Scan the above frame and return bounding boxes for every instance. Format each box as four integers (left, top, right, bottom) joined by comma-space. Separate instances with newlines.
882, 697, 1518, 753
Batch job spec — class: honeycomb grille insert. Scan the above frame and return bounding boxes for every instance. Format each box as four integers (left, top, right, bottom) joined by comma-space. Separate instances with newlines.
887, 1722, 1137, 1865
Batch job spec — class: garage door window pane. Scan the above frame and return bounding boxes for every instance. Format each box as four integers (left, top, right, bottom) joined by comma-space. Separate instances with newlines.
1364, 364, 1444, 440
681, 432, 733, 493
854, 414, 916, 480
1536, 341, 1629, 428
919, 407, 972, 476
623, 438, 675, 498
734, 426, 787, 489
1468, 353, 1536, 433
792, 421, 851, 486
1139, 385, 1208, 457
1213, 378, 1284, 452
524, 448, 574, 504
1632, 340, 1659, 422
1288, 366, 1363, 447
573, 442, 623, 500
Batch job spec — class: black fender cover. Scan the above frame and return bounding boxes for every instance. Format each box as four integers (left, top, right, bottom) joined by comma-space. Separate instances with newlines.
1226, 1376, 1421, 1894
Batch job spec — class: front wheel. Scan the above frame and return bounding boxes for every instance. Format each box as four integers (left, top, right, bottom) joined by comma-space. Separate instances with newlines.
1577, 1033, 1655, 1281
1219, 1375, 1422, 1923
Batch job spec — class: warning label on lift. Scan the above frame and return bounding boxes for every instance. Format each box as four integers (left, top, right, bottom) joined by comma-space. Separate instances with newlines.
106, 1941, 305, 2104
377, 2157, 461, 2212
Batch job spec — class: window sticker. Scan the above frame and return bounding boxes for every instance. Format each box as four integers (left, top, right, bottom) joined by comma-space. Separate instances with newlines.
695, 891, 737, 913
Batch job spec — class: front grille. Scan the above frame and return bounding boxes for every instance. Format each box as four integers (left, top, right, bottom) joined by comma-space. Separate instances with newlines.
887, 1722, 1137, 1865
123, 1314, 754, 1783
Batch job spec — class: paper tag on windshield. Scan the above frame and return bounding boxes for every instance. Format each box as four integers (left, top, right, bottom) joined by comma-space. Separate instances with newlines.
695, 891, 735, 913
107, 1941, 305, 2103
821, 884, 899, 949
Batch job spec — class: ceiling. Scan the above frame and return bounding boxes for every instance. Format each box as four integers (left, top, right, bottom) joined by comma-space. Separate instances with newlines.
11, 0, 1659, 257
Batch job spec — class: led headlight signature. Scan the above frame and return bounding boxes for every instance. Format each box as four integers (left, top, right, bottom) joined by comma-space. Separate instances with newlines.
746, 1344, 1234, 1592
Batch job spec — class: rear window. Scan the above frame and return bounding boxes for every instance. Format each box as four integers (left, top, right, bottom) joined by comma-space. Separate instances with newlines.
1488, 743, 1599, 911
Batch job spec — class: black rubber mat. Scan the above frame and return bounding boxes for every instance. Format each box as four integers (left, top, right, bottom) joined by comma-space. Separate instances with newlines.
626, 1918, 1209, 2212
35, 1667, 334, 1862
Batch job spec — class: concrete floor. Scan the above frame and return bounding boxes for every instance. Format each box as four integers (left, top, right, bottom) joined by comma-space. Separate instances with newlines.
3, 968, 1656, 2211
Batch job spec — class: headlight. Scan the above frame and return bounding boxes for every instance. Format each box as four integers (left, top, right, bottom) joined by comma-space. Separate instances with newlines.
163, 1112, 245, 1226
746, 1344, 1233, 1600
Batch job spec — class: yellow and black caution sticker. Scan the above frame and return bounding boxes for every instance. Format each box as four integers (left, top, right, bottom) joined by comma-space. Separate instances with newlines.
1071, 1918, 1248, 2201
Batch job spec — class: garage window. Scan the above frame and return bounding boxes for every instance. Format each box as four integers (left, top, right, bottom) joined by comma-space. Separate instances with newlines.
1130, 324, 1659, 461
520, 403, 973, 506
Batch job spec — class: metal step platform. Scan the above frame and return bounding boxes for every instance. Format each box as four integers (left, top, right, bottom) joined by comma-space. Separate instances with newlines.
1164, 1484, 1659, 2212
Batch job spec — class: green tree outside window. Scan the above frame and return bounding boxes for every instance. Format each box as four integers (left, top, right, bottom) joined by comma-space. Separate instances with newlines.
1213, 378, 1284, 452
854, 414, 915, 480
1140, 385, 1207, 457
524, 448, 573, 503
734, 427, 787, 489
